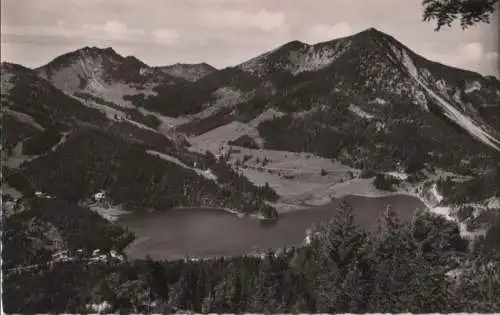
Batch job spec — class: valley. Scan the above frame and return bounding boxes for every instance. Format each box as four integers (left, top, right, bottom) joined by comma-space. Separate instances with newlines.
2, 24, 500, 314
3, 26, 500, 250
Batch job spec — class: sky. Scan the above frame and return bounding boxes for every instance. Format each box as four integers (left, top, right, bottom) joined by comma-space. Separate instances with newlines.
1, 0, 499, 77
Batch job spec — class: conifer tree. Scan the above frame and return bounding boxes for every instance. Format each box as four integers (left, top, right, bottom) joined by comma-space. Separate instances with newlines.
367, 206, 409, 312
306, 201, 371, 312
423, 0, 499, 30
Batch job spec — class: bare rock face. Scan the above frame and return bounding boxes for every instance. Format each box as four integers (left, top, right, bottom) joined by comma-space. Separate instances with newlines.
35, 46, 187, 110
36, 46, 183, 91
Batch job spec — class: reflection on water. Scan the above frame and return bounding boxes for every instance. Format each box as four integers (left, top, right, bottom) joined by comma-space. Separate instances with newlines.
120, 194, 426, 260
259, 218, 279, 228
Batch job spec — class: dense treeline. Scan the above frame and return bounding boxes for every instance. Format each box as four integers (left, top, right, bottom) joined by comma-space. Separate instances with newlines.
258, 102, 499, 175
475, 222, 500, 257
7, 129, 278, 216
435, 166, 500, 235
373, 173, 401, 191
438, 165, 500, 205
176, 107, 235, 136
175, 95, 270, 137
204, 151, 279, 216
22, 127, 62, 156
1, 114, 40, 154
74, 92, 162, 130
228, 135, 260, 149
105, 121, 176, 152
4, 202, 500, 313
131, 67, 260, 117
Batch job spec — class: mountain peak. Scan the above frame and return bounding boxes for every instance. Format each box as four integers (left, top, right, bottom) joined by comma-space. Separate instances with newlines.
79, 46, 119, 57
277, 40, 310, 51
351, 27, 388, 40
123, 55, 149, 68
365, 27, 382, 33
156, 62, 217, 81
35, 44, 183, 96
81, 45, 114, 51
199, 62, 217, 69
36, 46, 124, 73
237, 28, 399, 77
2, 61, 42, 80
167, 62, 216, 69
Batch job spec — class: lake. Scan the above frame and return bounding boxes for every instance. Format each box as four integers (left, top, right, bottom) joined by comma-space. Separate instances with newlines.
120, 194, 426, 260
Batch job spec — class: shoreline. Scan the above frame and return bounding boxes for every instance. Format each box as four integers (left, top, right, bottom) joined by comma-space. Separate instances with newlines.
122, 186, 445, 262
272, 177, 428, 213
172, 182, 482, 241
172, 206, 268, 220
172, 187, 426, 218
108, 178, 433, 224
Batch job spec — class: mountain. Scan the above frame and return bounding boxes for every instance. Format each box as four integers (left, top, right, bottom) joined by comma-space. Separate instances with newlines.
2, 59, 279, 219
1, 62, 107, 125
1, 62, 108, 155
36, 46, 184, 90
2, 49, 282, 283
134, 66, 260, 116
33, 46, 192, 131
236, 27, 500, 149
170, 29, 499, 169
135, 29, 500, 156
238, 37, 348, 76
0, 61, 177, 158
4, 29, 499, 223
4, 27, 500, 314
35, 46, 187, 113
156, 62, 217, 82
160, 28, 500, 233
8, 28, 496, 195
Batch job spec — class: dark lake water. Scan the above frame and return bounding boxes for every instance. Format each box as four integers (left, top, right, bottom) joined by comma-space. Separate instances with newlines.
120, 194, 426, 260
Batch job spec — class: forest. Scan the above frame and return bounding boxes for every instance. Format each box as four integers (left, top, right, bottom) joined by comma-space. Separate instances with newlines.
3, 201, 500, 314
140, 67, 261, 117
438, 165, 500, 205
1, 114, 40, 154
3, 18, 500, 314
6, 128, 279, 217
2, 197, 135, 269
4, 64, 108, 129
73, 92, 162, 130
21, 127, 63, 156
257, 101, 499, 175
201, 34, 500, 177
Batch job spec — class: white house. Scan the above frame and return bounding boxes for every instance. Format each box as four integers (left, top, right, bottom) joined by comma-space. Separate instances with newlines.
94, 191, 106, 201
